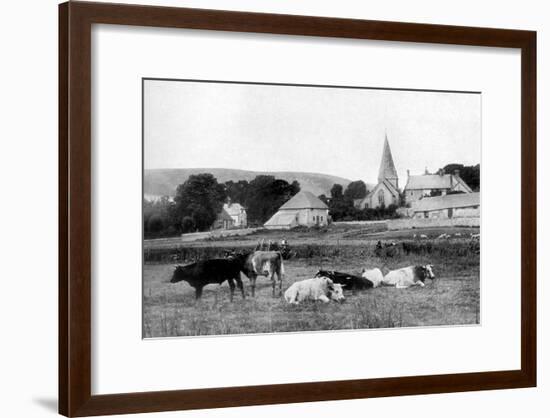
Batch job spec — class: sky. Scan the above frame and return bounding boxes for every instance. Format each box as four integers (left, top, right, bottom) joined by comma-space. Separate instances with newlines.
144, 79, 481, 185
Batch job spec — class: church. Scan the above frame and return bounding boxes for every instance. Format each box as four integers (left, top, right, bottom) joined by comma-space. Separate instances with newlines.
354, 135, 401, 209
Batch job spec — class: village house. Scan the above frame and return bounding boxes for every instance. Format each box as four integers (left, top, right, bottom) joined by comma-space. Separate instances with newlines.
213, 208, 234, 230
354, 135, 400, 209
404, 168, 472, 204
223, 200, 247, 228
411, 192, 480, 219
264, 190, 329, 229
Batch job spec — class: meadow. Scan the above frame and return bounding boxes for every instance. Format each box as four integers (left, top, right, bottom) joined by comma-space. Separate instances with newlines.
143, 224, 480, 338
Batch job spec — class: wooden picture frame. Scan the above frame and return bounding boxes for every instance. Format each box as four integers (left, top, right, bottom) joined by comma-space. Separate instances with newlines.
59, 1, 536, 416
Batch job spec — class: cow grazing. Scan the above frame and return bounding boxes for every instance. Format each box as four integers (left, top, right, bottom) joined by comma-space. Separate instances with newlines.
170, 259, 245, 301
382, 265, 435, 288
231, 251, 284, 297
361, 268, 384, 288
315, 270, 373, 290
284, 277, 345, 304
436, 233, 451, 240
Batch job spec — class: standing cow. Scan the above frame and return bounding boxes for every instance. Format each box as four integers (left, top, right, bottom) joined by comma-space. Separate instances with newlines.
284, 276, 345, 304
170, 259, 245, 301
232, 251, 285, 297
382, 264, 435, 288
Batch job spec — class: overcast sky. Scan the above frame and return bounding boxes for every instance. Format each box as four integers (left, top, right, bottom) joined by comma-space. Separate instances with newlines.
144, 79, 480, 185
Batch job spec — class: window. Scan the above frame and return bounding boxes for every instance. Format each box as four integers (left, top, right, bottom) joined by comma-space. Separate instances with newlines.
378, 190, 385, 206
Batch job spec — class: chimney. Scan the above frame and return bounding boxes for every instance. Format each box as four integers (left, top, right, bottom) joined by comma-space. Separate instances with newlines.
424, 167, 429, 175
407, 169, 410, 178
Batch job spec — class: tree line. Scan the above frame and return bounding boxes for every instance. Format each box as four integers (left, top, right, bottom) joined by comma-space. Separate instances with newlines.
144, 173, 300, 238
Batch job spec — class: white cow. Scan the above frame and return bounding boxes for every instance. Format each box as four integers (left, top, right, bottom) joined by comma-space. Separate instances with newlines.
382, 265, 435, 289
284, 277, 345, 304
361, 268, 384, 288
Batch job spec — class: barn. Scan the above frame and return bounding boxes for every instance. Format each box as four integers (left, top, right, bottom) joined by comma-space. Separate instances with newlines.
411, 192, 480, 219
264, 191, 329, 229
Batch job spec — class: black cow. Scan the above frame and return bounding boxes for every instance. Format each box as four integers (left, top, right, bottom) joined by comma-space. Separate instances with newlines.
315, 270, 373, 291
170, 259, 245, 301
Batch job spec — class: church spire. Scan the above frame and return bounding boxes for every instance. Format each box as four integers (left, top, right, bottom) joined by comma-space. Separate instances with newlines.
377, 133, 399, 188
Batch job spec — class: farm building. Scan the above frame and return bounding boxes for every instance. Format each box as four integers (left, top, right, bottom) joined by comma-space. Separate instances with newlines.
264, 190, 329, 229
355, 135, 400, 209
213, 208, 234, 230
411, 192, 480, 219
223, 200, 247, 228
404, 169, 472, 203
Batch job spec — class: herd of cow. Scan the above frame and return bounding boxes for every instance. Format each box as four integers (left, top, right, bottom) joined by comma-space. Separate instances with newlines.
170, 250, 436, 304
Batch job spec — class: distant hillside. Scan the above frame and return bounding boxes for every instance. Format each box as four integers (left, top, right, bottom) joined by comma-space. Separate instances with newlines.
144, 168, 354, 198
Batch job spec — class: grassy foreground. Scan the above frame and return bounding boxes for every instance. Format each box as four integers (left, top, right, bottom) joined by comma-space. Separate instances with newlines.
143, 235, 479, 337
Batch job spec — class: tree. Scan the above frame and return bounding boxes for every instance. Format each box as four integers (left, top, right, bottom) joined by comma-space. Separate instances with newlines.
441, 163, 480, 191
245, 175, 300, 224
225, 180, 249, 204
173, 173, 226, 232
330, 184, 344, 200
344, 180, 367, 201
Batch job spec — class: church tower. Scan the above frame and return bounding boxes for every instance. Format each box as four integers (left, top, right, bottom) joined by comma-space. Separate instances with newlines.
377, 134, 399, 189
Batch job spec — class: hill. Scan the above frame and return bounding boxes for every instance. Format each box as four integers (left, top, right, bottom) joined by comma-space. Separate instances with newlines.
144, 168, 354, 199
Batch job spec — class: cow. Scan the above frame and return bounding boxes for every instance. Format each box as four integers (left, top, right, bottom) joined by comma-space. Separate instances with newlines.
361, 268, 384, 288
284, 276, 345, 304
419, 234, 429, 239
170, 259, 245, 301
231, 251, 284, 297
382, 264, 435, 288
315, 270, 373, 290
470, 233, 480, 240
436, 233, 451, 240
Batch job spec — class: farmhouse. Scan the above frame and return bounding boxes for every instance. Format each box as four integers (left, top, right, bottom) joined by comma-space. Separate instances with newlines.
404, 169, 472, 203
355, 135, 400, 209
223, 200, 247, 228
264, 190, 329, 229
411, 192, 480, 219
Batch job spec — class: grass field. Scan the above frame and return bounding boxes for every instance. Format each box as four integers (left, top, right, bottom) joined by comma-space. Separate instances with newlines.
143, 224, 480, 338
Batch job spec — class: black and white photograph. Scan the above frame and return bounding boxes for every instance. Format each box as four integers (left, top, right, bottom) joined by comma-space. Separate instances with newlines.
142, 79, 481, 338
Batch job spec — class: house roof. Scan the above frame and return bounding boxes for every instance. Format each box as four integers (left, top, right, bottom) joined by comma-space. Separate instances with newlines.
278, 191, 329, 210
216, 208, 234, 222
412, 192, 480, 212
264, 210, 300, 227
223, 202, 245, 216
405, 173, 472, 192
378, 135, 398, 183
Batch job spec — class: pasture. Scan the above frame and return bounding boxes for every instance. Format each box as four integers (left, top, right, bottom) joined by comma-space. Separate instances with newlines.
143, 224, 480, 338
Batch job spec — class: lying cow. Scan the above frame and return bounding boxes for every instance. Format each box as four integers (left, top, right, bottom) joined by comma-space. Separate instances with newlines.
170, 259, 245, 301
284, 277, 345, 304
382, 264, 435, 288
315, 270, 373, 290
231, 251, 284, 297
361, 268, 384, 288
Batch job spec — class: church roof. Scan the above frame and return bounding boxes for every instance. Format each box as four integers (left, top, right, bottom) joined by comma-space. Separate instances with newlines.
278, 191, 328, 210
412, 192, 480, 212
405, 173, 472, 192
378, 135, 398, 183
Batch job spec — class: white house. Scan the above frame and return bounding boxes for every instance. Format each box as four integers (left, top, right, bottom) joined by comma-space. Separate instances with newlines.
223, 201, 247, 228
264, 191, 329, 229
